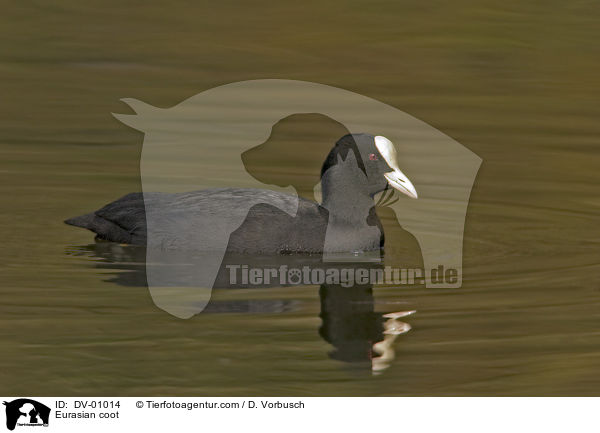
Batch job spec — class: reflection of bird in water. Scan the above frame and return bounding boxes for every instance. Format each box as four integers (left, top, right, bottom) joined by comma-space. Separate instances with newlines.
372, 311, 415, 374
67, 242, 416, 374
318, 282, 415, 374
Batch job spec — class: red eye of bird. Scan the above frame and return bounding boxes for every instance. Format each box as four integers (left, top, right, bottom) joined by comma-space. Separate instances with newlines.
369, 153, 378, 161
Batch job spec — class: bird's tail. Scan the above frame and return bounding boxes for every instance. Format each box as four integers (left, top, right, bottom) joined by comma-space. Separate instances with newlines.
64, 213, 96, 229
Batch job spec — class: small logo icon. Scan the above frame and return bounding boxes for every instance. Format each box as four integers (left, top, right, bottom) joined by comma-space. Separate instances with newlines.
288, 269, 302, 284
3, 399, 50, 431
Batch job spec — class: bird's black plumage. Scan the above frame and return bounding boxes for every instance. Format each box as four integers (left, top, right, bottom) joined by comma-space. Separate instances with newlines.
65, 133, 401, 254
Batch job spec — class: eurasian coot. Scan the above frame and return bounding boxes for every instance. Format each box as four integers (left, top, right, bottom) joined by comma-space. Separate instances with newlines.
65, 133, 417, 254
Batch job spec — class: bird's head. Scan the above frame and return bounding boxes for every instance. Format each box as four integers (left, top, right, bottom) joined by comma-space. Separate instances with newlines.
321, 133, 418, 199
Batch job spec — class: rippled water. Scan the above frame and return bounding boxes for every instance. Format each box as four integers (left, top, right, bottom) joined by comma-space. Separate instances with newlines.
1, 1, 600, 395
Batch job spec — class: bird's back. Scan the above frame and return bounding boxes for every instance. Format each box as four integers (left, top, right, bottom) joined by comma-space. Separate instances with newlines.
66, 188, 330, 253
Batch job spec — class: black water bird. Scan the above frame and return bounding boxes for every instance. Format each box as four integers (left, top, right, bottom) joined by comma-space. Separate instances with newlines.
65, 133, 417, 254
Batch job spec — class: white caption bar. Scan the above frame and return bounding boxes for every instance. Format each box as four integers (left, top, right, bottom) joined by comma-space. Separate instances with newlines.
1, 397, 597, 433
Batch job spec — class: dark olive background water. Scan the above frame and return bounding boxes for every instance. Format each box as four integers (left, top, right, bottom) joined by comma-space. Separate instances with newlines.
1, 1, 599, 395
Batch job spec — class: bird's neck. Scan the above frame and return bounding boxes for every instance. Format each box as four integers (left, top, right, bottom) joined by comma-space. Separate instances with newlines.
320, 163, 375, 226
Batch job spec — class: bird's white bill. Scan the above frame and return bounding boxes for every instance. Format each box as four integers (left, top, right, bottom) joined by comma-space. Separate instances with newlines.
374, 135, 418, 199
384, 169, 418, 199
